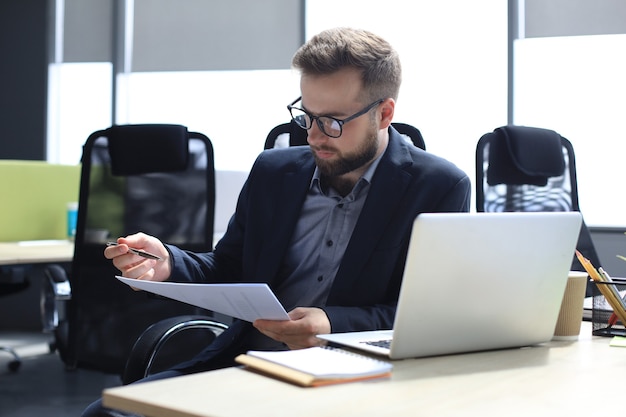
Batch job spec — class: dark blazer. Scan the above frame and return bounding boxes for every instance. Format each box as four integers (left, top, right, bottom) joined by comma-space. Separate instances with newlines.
167, 127, 470, 369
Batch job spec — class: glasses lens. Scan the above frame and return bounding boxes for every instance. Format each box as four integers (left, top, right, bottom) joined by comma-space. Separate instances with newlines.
289, 107, 310, 129
318, 117, 342, 138
288, 103, 343, 138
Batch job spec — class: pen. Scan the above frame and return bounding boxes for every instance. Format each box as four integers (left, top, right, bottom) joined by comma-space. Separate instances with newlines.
599, 267, 626, 328
599, 268, 619, 327
106, 241, 162, 261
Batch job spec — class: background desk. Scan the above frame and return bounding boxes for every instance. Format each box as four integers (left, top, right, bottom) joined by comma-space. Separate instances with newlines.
103, 322, 623, 417
0, 240, 74, 266
0, 240, 74, 330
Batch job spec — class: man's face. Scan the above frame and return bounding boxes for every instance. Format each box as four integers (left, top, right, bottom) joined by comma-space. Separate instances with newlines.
299, 68, 383, 178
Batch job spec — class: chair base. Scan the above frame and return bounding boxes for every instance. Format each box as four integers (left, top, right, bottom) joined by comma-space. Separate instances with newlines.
0, 346, 21, 372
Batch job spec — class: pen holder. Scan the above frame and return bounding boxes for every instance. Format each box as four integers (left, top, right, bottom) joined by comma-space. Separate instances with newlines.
591, 280, 626, 337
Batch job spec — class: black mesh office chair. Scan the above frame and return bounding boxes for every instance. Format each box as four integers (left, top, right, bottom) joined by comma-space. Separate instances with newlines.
264, 120, 426, 150
476, 125, 601, 295
42, 124, 228, 377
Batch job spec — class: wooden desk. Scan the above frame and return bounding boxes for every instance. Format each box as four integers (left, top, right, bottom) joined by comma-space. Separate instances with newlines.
103, 322, 622, 417
0, 240, 74, 266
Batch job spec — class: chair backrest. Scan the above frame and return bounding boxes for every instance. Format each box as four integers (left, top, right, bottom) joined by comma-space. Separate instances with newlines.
475, 125, 601, 294
264, 120, 307, 149
391, 122, 426, 150
63, 124, 216, 374
264, 121, 426, 150
476, 125, 578, 213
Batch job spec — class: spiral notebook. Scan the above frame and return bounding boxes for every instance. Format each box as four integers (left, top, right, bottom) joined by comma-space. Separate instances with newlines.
235, 346, 392, 386
318, 212, 583, 359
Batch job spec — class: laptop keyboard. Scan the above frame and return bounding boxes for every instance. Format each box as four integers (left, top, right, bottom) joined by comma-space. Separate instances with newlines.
363, 339, 392, 349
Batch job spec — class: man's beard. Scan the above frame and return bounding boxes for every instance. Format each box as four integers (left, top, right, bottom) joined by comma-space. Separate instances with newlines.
312, 126, 379, 178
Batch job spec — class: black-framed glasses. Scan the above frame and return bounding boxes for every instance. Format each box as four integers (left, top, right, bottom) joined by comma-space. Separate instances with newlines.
287, 96, 384, 138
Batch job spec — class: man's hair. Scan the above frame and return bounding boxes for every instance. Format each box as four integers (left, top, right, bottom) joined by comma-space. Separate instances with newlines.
292, 27, 402, 103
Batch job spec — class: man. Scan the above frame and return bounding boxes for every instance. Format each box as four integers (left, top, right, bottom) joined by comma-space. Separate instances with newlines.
83, 27, 470, 416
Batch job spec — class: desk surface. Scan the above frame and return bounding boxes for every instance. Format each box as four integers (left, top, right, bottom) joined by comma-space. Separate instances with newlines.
103, 322, 624, 417
0, 240, 74, 266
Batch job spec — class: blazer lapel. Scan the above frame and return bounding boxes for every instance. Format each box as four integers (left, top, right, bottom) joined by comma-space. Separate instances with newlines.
255, 153, 315, 283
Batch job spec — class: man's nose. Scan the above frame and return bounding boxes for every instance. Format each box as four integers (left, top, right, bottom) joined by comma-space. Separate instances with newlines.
306, 122, 328, 144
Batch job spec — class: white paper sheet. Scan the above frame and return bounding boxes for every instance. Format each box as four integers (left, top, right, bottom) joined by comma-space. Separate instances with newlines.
116, 276, 290, 322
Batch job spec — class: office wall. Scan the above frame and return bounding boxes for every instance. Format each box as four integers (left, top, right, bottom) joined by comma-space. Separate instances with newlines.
524, 0, 626, 37
62, 0, 113, 63
0, 0, 48, 160
132, 0, 302, 72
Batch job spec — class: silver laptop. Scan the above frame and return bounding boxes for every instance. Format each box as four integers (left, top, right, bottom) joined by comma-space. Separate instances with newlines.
317, 211, 583, 359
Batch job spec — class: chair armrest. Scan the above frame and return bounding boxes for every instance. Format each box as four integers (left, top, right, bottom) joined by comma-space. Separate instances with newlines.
122, 315, 229, 385
41, 264, 71, 333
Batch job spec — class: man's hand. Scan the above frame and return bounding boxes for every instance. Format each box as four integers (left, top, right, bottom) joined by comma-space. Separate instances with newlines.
253, 307, 331, 350
103, 232, 171, 282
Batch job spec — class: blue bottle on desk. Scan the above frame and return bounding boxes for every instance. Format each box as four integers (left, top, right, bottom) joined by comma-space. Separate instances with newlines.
67, 202, 78, 241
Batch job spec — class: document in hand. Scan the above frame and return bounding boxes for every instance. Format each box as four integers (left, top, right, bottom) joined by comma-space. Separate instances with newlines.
235, 347, 392, 387
115, 276, 290, 322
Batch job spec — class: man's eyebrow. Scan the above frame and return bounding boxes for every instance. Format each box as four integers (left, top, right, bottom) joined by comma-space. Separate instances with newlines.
301, 103, 347, 118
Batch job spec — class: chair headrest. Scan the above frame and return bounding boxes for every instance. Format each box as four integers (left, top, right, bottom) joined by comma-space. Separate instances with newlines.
107, 124, 190, 175
486, 125, 565, 186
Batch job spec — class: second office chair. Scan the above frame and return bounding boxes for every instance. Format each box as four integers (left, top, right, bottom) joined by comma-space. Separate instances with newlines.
475, 125, 602, 295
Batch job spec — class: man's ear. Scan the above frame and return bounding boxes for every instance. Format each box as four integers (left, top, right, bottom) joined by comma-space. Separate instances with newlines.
379, 98, 395, 129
